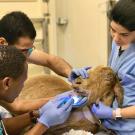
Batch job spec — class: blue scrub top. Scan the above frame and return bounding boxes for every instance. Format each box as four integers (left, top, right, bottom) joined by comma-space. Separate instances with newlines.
103, 41, 135, 135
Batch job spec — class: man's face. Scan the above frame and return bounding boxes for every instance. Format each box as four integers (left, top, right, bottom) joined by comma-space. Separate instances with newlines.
14, 37, 35, 56
5, 62, 28, 102
110, 21, 135, 47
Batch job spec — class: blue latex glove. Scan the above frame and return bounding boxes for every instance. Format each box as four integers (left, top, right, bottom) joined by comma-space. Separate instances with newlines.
72, 96, 88, 108
91, 102, 113, 119
54, 90, 88, 108
58, 95, 88, 108
68, 66, 91, 82
38, 97, 74, 128
39, 91, 74, 116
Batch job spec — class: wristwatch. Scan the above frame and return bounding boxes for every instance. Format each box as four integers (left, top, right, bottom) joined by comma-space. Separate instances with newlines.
29, 110, 40, 124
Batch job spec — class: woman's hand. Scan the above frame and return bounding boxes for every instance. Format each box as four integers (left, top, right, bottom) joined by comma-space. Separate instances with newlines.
91, 102, 113, 119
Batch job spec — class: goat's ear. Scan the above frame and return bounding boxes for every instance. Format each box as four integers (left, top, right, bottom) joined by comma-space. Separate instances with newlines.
113, 76, 124, 107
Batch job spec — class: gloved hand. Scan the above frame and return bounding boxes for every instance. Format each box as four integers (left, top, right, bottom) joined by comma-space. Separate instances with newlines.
91, 102, 113, 119
54, 90, 88, 108
68, 66, 91, 83
38, 97, 74, 128
58, 95, 88, 108
39, 91, 74, 116
40, 91, 87, 115
72, 96, 88, 108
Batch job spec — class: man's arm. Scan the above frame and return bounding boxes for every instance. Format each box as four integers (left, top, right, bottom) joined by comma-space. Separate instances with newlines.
3, 112, 36, 135
25, 123, 48, 135
2, 95, 73, 135
27, 50, 72, 77
0, 97, 52, 114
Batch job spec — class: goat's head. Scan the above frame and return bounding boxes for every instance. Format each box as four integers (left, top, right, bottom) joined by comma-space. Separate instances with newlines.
72, 66, 123, 107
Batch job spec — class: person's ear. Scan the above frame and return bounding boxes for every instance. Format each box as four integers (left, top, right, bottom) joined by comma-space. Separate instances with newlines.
0, 37, 8, 45
2, 77, 13, 91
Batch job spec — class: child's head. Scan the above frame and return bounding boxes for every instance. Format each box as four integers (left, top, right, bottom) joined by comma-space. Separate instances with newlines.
0, 46, 27, 102
0, 11, 36, 54
108, 0, 135, 46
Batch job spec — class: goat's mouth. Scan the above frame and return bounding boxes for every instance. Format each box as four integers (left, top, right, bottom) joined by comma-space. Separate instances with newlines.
74, 88, 90, 98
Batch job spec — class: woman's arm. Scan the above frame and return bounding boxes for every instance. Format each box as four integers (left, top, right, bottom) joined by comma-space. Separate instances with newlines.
0, 97, 53, 114
120, 106, 135, 118
91, 102, 135, 119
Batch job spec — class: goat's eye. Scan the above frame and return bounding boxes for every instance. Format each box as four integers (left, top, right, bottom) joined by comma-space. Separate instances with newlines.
102, 73, 114, 82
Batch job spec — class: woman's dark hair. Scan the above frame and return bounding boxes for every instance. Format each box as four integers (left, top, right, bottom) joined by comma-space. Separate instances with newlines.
0, 46, 26, 79
108, 0, 135, 31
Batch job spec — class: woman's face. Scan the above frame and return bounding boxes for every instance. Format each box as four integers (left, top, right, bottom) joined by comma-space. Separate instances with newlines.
110, 21, 135, 47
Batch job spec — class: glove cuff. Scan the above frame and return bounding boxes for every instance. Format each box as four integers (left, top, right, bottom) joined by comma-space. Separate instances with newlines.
38, 117, 50, 128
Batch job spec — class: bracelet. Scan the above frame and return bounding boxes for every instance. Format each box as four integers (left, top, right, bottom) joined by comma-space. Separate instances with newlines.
116, 108, 122, 117
29, 110, 39, 124
113, 108, 122, 120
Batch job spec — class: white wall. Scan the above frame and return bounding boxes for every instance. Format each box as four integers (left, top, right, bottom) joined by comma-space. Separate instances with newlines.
0, 0, 44, 18
52, 0, 108, 68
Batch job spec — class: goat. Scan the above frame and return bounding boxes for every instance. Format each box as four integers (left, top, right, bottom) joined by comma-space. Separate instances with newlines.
19, 66, 123, 134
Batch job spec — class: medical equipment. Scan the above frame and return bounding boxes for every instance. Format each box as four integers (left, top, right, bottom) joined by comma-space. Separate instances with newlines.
61, 95, 87, 108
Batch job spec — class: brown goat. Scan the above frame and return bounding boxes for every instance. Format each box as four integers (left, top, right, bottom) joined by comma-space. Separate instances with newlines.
73, 66, 123, 107
19, 66, 123, 134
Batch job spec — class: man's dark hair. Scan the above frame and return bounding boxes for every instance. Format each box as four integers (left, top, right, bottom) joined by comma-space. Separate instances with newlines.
108, 0, 135, 31
0, 11, 36, 44
0, 46, 26, 79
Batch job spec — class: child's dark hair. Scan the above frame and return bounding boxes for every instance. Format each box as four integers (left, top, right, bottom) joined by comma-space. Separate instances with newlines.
108, 0, 135, 31
0, 46, 26, 79
0, 11, 36, 44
